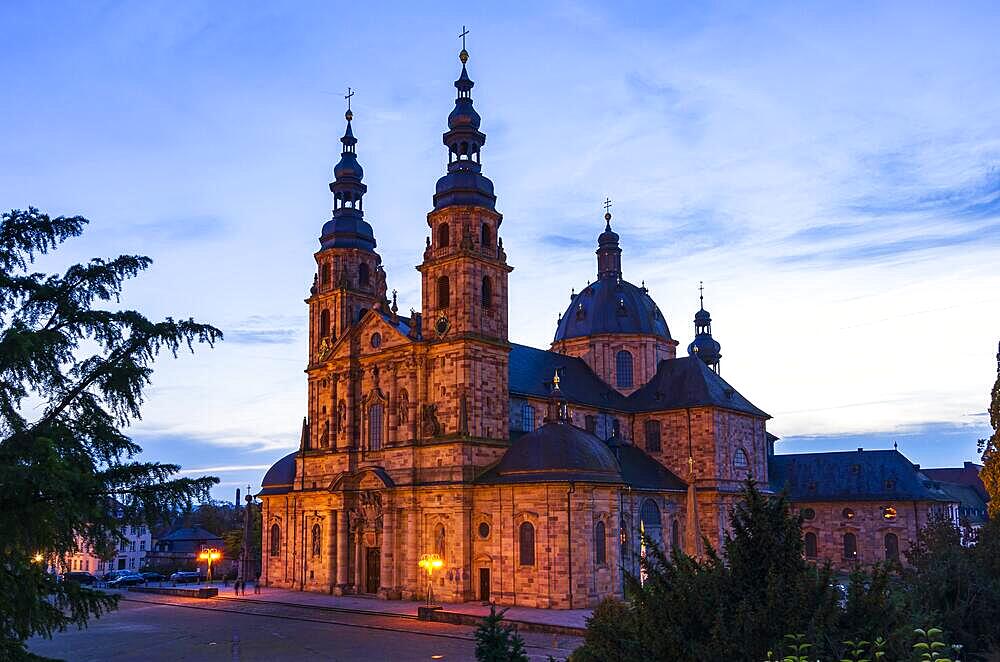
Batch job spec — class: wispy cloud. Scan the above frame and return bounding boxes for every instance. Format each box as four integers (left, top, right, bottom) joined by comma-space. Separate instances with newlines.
223, 315, 302, 345
178, 464, 272, 474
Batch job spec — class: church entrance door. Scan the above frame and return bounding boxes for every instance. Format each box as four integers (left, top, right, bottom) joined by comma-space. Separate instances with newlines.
479, 568, 491, 602
365, 548, 380, 594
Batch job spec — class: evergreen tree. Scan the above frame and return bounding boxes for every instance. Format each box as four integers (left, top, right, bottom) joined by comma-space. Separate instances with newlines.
0, 208, 220, 658
474, 603, 528, 662
978, 352, 1000, 517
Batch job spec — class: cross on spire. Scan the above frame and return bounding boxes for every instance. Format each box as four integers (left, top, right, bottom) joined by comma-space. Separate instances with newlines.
459, 25, 469, 50
344, 87, 355, 112
603, 198, 612, 213
699, 281, 704, 309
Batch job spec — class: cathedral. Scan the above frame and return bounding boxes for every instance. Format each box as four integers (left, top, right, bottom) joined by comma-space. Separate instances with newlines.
257, 45, 961, 608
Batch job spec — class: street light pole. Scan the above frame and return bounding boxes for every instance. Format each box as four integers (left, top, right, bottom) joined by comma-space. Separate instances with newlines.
417, 553, 443, 607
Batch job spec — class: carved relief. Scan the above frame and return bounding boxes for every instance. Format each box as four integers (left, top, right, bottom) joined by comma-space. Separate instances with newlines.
421, 404, 441, 437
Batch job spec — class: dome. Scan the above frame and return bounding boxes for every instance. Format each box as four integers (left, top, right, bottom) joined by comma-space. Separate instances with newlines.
688, 334, 721, 362
553, 277, 672, 342
259, 451, 297, 495
333, 152, 364, 181
694, 307, 711, 323
486, 421, 623, 484
433, 170, 496, 210
448, 101, 481, 130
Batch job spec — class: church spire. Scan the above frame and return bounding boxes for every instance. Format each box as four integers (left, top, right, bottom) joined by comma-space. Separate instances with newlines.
433, 31, 497, 211
688, 282, 722, 373
320, 90, 376, 251
596, 199, 622, 279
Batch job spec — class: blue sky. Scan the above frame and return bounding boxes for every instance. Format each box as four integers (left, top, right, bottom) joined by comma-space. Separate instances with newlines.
2, 2, 998, 501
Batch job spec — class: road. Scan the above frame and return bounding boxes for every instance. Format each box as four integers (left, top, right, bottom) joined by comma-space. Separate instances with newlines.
27, 593, 581, 661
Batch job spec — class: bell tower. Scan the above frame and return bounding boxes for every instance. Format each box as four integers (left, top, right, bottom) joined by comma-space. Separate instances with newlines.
309, 98, 388, 365
418, 45, 511, 343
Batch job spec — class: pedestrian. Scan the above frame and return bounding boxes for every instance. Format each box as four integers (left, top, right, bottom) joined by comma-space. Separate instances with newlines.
233, 580, 239, 596
254, 575, 261, 594
239, 579, 245, 595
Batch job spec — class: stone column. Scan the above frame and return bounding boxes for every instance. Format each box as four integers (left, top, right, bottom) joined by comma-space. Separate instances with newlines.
346, 370, 357, 448
408, 369, 418, 440
378, 504, 395, 598
327, 509, 337, 591
402, 506, 418, 599
335, 509, 349, 592
388, 363, 399, 444
330, 375, 339, 451
354, 532, 364, 590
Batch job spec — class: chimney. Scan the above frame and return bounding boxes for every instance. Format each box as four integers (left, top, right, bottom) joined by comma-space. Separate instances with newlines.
857, 447, 863, 453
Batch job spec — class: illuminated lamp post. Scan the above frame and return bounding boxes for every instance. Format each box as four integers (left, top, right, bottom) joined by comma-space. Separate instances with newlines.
417, 553, 443, 607
198, 547, 222, 583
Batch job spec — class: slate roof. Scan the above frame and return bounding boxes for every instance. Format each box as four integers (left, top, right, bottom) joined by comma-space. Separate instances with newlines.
606, 435, 687, 491
477, 421, 623, 485
154, 526, 224, 554
768, 450, 956, 503
553, 277, 672, 342
923, 463, 988, 502
626, 355, 769, 417
259, 451, 297, 496
935, 482, 989, 526
509, 343, 768, 418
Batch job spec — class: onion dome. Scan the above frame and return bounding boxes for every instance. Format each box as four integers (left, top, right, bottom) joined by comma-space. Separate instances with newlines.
553, 211, 672, 342
433, 47, 497, 211
687, 283, 721, 372
259, 451, 297, 496
320, 106, 377, 251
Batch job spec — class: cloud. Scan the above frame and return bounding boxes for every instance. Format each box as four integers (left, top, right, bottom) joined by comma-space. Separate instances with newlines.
223, 314, 303, 345
540, 234, 592, 250
178, 464, 272, 474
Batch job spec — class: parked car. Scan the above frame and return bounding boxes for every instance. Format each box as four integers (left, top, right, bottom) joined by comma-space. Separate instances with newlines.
102, 570, 131, 582
140, 571, 165, 582
170, 571, 202, 583
107, 573, 146, 588
61, 572, 97, 585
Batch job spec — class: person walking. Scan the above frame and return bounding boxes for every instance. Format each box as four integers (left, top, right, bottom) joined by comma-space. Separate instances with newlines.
254, 576, 261, 594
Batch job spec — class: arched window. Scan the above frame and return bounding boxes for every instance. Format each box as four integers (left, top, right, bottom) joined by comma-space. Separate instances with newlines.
843, 532, 858, 560
270, 524, 281, 557
437, 276, 450, 308
585, 415, 597, 434
437, 223, 450, 248
804, 531, 818, 558
522, 403, 535, 432
368, 402, 384, 451
481, 276, 492, 309
311, 524, 321, 557
884, 533, 899, 561
358, 263, 370, 288
320, 309, 330, 338
321, 263, 330, 285
615, 350, 633, 388
434, 523, 446, 558
671, 519, 680, 551
734, 448, 749, 468
519, 522, 535, 566
481, 223, 491, 248
594, 520, 607, 565
644, 419, 661, 452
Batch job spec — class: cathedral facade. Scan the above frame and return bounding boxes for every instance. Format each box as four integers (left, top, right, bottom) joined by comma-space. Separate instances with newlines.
257, 46, 774, 609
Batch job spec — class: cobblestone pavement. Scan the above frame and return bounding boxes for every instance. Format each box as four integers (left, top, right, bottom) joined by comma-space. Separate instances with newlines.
27, 592, 582, 661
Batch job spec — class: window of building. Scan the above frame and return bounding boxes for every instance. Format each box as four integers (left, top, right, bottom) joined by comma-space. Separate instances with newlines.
519, 522, 535, 566
270, 524, 281, 557
882, 506, 897, 521
842, 508, 855, 520
734, 448, 749, 468
368, 403, 384, 451
843, 532, 858, 560
321, 263, 330, 285
801, 508, 816, 521
884, 532, 899, 561
434, 523, 446, 558
522, 403, 535, 432
437, 276, 450, 308
312, 524, 321, 557
799, 531, 817, 558
478, 522, 490, 539
594, 521, 607, 565
358, 263, 370, 288
140, 540, 145, 551
481, 223, 491, 248
320, 309, 331, 338
585, 415, 597, 434
481, 276, 492, 309
644, 419, 661, 452
615, 350, 633, 388
438, 223, 450, 248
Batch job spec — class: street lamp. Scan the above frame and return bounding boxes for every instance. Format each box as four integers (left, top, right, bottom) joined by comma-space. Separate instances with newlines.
418, 553, 443, 607
198, 547, 222, 583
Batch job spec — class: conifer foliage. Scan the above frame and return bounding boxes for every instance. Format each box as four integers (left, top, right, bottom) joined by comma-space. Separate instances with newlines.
474, 603, 528, 662
0, 208, 220, 657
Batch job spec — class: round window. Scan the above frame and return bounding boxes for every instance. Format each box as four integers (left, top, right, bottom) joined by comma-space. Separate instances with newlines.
370, 332, 381, 348
478, 522, 490, 539
801, 508, 816, 521
842, 508, 855, 520
882, 506, 897, 520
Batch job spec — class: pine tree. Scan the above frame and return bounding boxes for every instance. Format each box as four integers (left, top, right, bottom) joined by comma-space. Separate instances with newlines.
474, 603, 528, 662
0, 208, 220, 657
978, 351, 1000, 517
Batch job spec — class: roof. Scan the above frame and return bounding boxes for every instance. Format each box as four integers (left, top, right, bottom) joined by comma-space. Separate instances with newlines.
606, 435, 687, 491
159, 526, 223, 542
509, 343, 629, 410
935, 481, 989, 525
923, 463, 988, 502
477, 421, 623, 485
768, 450, 957, 503
553, 277, 672, 342
626, 355, 769, 418
259, 451, 297, 496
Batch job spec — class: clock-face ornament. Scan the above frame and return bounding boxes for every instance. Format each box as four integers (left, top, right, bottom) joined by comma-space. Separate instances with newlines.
370, 332, 382, 348
435, 315, 450, 337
